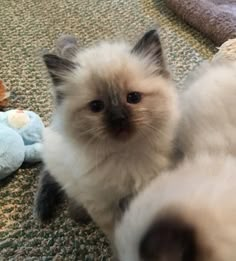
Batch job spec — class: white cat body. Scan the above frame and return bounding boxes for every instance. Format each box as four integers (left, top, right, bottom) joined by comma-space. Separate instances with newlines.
115, 61, 236, 260
179, 61, 236, 156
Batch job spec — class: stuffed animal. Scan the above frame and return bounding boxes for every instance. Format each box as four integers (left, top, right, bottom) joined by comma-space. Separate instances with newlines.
0, 109, 44, 180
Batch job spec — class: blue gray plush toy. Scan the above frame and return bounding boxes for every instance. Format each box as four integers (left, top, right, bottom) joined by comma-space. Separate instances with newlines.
0, 109, 44, 180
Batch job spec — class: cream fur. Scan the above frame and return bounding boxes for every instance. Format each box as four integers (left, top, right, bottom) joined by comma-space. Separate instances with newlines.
115, 61, 236, 260
178, 61, 236, 156
115, 154, 236, 261
43, 40, 179, 239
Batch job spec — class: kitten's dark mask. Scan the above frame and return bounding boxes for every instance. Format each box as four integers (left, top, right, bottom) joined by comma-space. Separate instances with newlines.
43, 30, 170, 142
88, 91, 142, 139
103, 99, 132, 139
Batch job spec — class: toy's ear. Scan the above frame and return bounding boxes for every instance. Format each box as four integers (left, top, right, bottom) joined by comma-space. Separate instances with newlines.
131, 29, 169, 76
43, 54, 77, 103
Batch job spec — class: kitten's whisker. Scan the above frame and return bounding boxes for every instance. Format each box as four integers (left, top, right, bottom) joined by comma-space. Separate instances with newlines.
145, 123, 164, 133
78, 127, 106, 137
95, 139, 104, 176
133, 108, 150, 113
131, 117, 149, 122
138, 128, 156, 150
131, 119, 149, 124
133, 108, 160, 113
84, 132, 104, 147
145, 124, 167, 139
135, 120, 167, 139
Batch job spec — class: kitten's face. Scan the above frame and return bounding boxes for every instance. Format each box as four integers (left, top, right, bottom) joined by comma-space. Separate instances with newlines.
44, 30, 178, 147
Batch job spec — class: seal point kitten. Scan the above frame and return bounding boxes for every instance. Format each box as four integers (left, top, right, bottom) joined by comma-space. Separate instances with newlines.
35, 29, 180, 239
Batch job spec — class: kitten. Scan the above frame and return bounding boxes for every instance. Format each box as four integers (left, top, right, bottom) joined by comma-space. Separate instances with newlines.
114, 61, 236, 261
37, 29, 180, 239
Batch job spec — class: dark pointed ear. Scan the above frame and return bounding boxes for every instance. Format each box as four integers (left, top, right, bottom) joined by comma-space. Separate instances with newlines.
132, 29, 168, 76
43, 53, 76, 85
43, 54, 77, 104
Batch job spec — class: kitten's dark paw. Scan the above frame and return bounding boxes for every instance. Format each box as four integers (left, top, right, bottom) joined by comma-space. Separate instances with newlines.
116, 193, 135, 221
34, 168, 64, 223
118, 194, 134, 213
68, 199, 92, 224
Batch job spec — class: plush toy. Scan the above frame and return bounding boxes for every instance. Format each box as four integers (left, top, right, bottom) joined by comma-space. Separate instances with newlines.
0, 80, 10, 108
0, 109, 44, 180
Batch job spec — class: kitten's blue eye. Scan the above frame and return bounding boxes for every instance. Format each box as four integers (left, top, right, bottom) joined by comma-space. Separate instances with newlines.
89, 100, 105, 112
127, 92, 142, 104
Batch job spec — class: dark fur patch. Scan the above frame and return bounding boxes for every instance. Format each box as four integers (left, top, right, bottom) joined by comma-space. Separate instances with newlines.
132, 29, 168, 76
106, 105, 131, 134
132, 30, 161, 54
34, 167, 92, 224
116, 193, 135, 222
139, 214, 198, 261
118, 194, 134, 213
43, 54, 76, 85
34, 168, 64, 222
68, 199, 91, 224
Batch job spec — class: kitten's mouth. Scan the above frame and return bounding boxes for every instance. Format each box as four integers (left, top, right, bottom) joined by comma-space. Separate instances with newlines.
112, 127, 133, 140
116, 129, 129, 137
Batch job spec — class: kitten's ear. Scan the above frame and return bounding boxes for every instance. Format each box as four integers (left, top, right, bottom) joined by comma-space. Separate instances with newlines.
132, 29, 168, 76
43, 54, 77, 104
55, 34, 79, 59
43, 53, 76, 85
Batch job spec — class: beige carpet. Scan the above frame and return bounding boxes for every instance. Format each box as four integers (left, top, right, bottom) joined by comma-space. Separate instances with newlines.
0, 0, 216, 260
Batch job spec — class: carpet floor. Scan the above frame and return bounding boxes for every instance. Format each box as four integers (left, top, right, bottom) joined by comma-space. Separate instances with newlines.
0, 0, 216, 260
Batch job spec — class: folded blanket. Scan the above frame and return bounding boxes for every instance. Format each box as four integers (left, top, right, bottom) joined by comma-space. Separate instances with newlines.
166, 0, 236, 45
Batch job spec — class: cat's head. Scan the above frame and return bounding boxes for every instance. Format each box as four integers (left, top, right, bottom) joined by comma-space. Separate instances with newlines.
43, 30, 179, 148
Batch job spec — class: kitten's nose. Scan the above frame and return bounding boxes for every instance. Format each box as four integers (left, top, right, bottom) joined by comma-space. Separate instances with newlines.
139, 214, 198, 261
108, 107, 129, 131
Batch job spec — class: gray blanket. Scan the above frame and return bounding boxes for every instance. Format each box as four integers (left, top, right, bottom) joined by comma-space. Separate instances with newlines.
166, 0, 236, 45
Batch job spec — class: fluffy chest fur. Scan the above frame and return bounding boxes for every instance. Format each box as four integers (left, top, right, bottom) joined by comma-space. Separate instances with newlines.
43, 126, 170, 237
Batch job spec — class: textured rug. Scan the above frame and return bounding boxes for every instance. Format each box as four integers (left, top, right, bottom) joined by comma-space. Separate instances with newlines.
0, 0, 216, 260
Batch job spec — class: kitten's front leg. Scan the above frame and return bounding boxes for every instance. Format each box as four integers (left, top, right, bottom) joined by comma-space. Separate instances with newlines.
68, 198, 91, 224
34, 166, 91, 224
116, 193, 135, 222
34, 167, 64, 222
